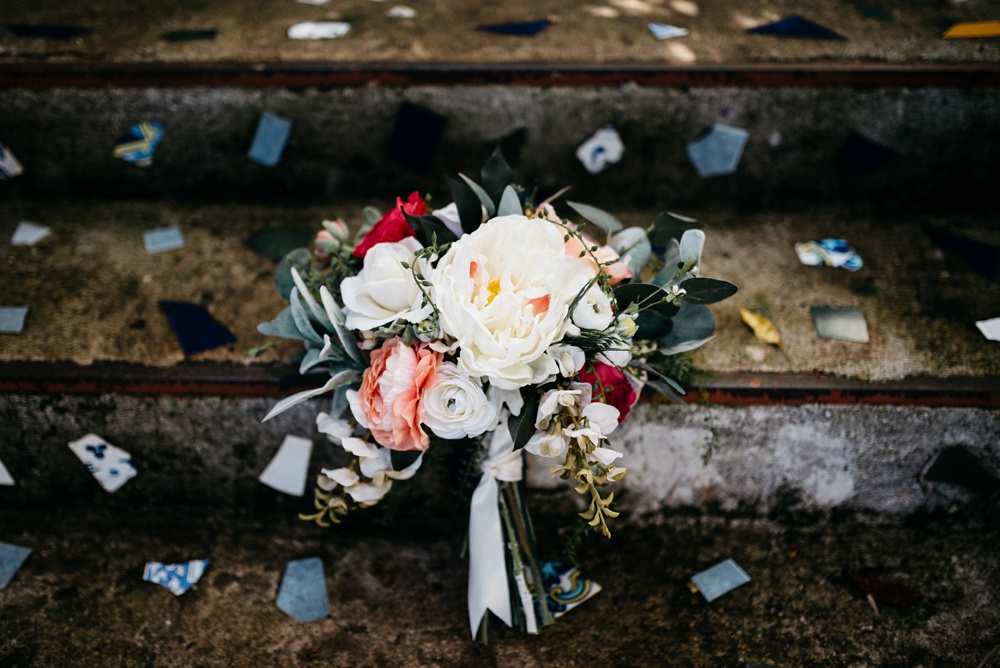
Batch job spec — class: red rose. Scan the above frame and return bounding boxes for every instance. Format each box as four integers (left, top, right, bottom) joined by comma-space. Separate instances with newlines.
578, 361, 637, 424
351, 191, 426, 259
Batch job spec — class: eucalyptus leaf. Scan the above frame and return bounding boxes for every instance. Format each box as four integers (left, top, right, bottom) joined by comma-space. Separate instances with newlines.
679, 277, 739, 305
566, 201, 624, 234
614, 283, 679, 317
262, 370, 360, 422
648, 211, 704, 247
645, 378, 685, 404
447, 175, 484, 234
459, 173, 496, 218
634, 308, 674, 340
508, 388, 541, 451
497, 185, 523, 217
679, 229, 706, 270
658, 303, 716, 352
480, 146, 515, 207
275, 248, 312, 300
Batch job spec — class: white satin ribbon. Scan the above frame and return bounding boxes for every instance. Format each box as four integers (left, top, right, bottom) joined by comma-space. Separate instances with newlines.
468, 420, 524, 638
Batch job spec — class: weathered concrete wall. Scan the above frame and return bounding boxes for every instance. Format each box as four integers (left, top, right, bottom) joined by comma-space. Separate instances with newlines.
1, 393, 996, 516
1, 85, 998, 211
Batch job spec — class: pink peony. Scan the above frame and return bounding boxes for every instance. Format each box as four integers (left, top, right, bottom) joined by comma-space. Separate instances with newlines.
564, 233, 632, 286
347, 337, 441, 451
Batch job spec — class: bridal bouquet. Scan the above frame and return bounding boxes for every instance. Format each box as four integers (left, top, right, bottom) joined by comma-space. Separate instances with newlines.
259, 146, 736, 639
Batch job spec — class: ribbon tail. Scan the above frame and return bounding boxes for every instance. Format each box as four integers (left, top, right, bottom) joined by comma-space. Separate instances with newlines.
468, 472, 512, 638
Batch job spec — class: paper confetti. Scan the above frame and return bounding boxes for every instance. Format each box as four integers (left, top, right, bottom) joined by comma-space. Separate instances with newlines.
5, 24, 90, 39
143, 559, 210, 595
276, 557, 330, 623
748, 15, 846, 40
0, 142, 24, 179
143, 226, 185, 254
648, 23, 689, 40
975, 317, 1000, 342
576, 126, 625, 174
811, 306, 869, 343
68, 433, 138, 493
477, 19, 552, 36
542, 561, 602, 617
388, 102, 447, 173
836, 131, 898, 174
287, 22, 351, 40
0, 541, 32, 590
159, 300, 237, 356
162, 29, 218, 42
0, 306, 29, 334
0, 457, 13, 486
113, 122, 164, 168
691, 558, 751, 602
795, 238, 863, 271
387, 6, 417, 19
248, 112, 293, 168
259, 435, 313, 497
687, 124, 748, 178
943, 22, 1000, 39
741, 309, 781, 346
11, 221, 50, 246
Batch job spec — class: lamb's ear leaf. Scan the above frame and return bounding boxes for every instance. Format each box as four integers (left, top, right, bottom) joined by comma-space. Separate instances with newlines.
567, 201, 624, 234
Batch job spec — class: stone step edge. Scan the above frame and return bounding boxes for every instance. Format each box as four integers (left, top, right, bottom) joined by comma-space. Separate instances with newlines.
1, 361, 996, 407
2, 62, 1000, 89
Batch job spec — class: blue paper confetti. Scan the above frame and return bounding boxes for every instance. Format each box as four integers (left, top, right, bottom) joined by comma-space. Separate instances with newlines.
248, 112, 293, 168
836, 131, 899, 174
143, 559, 210, 596
0, 541, 32, 590
113, 122, 164, 168
748, 15, 846, 40
0, 142, 24, 179
477, 19, 551, 36
159, 300, 236, 356
276, 557, 329, 623
691, 558, 751, 602
6, 24, 90, 40
388, 101, 448, 173
795, 238, 863, 271
0, 306, 29, 334
144, 226, 185, 254
686, 123, 749, 178
648, 23, 689, 40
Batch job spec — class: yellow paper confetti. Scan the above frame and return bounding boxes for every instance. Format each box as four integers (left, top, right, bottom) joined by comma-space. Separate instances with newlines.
943, 22, 1000, 39
741, 308, 781, 346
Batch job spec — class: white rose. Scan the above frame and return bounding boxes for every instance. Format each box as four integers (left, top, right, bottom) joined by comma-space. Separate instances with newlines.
420, 362, 497, 439
572, 283, 614, 331
341, 237, 433, 331
430, 215, 597, 390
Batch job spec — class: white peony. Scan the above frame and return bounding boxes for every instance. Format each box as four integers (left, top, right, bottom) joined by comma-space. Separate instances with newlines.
341, 237, 433, 331
420, 362, 497, 439
572, 283, 615, 331
430, 215, 596, 390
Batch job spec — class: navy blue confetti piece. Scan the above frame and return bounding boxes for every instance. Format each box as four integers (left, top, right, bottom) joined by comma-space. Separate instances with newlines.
836, 131, 899, 174
6, 24, 90, 40
748, 16, 846, 40
388, 101, 448, 173
159, 300, 236, 356
276, 557, 329, 623
477, 19, 551, 36
162, 29, 218, 42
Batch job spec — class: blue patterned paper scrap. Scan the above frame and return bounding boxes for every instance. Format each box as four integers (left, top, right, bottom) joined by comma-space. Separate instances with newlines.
541, 561, 602, 618
113, 122, 164, 168
691, 558, 751, 602
0, 541, 32, 590
795, 238, 863, 271
143, 559, 210, 595
247, 112, 292, 168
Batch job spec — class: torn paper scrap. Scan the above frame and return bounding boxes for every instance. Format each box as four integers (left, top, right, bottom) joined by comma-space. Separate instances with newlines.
144, 226, 185, 254
159, 300, 237, 356
259, 435, 313, 497
687, 123, 748, 178
0, 457, 13, 485
748, 15, 846, 40
0, 142, 24, 179
287, 21, 351, 40
836, 131, 898, 174
5, 24, 90, 40
388, 101, 447, 173
691, 558, 751, 602
113, 122, 163, 168
248, 111, 293, 168
811, 306, 869, 343
741, 309, 781, 346
542, 561, 602, 618
943, 22, 1000, 39
975, 317, 1000, 341
477, 19, 552, 36
276, 557, 330, 623
0, 541, 32, 590
143, 559, 210, 595
387, 6, 417, 19
11, 221, 51, 246
68, 433, 138, 493
162, 29, 218, 41
0, 306, 29, 334
576, 126, 624, 174
648, 23, 688, 40
795, 238, 863, 271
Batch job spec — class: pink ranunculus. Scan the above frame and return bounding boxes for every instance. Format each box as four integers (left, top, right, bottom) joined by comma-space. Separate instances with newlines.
347, 337, 441, 452
578, 361, 638, 424
351, 191, 426, 260
564, 233, 633, 285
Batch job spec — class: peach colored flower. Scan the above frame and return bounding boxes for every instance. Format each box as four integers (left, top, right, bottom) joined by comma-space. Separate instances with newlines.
564, 233, 632, 285
347, 338, 441, 452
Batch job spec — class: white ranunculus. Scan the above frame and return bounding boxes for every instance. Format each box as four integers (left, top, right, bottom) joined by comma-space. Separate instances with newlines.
341, 237, 433, 331
430, 215, 597, 390
421, 362, 497, 439
572, 283, 615, 331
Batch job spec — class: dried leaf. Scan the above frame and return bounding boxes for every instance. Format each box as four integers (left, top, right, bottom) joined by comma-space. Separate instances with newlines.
741, 308, 781, 346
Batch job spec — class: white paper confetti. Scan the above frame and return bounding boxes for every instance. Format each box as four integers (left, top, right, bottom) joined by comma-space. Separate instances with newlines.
0, 143, 24, 179
975, 317, 1000, 341
11, 221, 51, 246
259, 435, 313, 496
0, 458, 14, 486
144, 226, 185, 254
288, 21, 351, 40
576, 126, 625, 174
648, 23, 689, 39
387, 5, 416, 18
